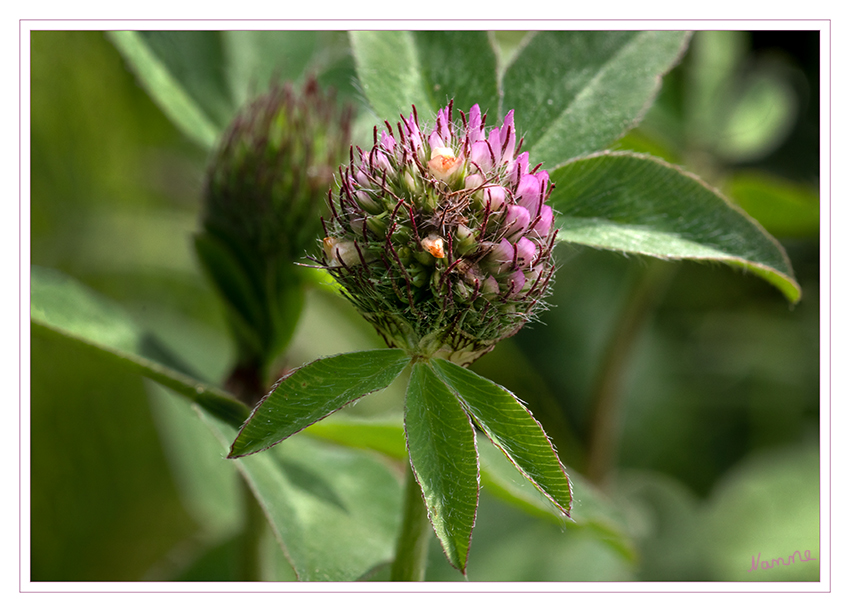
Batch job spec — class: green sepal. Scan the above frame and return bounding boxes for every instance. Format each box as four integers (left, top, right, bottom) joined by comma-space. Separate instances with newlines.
194, 232, 306, 376
194, 232, 267, 359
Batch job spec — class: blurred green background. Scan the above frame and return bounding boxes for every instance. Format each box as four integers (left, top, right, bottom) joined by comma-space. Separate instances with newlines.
30, 30, 821, 582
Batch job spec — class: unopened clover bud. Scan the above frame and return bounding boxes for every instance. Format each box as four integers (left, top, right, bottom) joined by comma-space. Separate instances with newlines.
503, 205, 531, 238
482, 185, 507, 210
486, 238, 516, 274
465, 173, 485, 191
202, 77, 352, 264
356, 190, 385, 215
482, 275, 501, 295
515, 237, 538, 269
318, 101, 558, 365
197, 77, 352, 369
529, 204, 554, 239
504, 269, 527, 297
413, 249, 435, 266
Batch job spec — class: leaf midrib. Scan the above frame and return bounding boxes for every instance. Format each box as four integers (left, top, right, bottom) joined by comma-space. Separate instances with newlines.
531, 32, 646, 155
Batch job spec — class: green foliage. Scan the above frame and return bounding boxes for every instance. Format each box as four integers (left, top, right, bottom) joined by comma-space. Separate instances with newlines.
30, 333, 197, 581
547, 151, 801, 302
108, 31, 225, 149
109, 30, 352, 150
404, 362, 480, 572
476, 442, 635, 562
229, 350, 410, 457
431, 359, 572, 516
30, 29, 819, 583
214, 423, 404, 581
724, 171, 820, 239
304, 416, 635, 561
349, 30, 797, 303
502, 31, 690, 166
31, 267, 405, 580
350, 31, 500, 122
31, 266, 248, 427
350, 31, 690, 170
30, 255, 632, 575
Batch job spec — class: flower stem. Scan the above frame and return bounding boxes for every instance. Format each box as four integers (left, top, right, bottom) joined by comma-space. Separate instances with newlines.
390, 462, 431, 581
585, 260, 675, 486
226, 360, 269, 581
237, 475, 266, 581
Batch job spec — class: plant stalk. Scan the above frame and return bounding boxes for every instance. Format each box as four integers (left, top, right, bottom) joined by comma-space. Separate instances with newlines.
237, 475, 266, 581
585, 260, 675, 486
227, 360, 269, 581
390, 462, 432, 581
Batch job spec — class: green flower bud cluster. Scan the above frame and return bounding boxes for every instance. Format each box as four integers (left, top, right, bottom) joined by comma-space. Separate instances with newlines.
197, 78, 352, 373
203, 77, 352, 263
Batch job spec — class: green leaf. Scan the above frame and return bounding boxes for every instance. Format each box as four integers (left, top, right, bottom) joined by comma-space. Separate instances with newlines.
502, 31, 690, 167
724, 171, 820, 239
31, 328, 197, 580
30, 266, 249, 426
411, 31, 500, 116
431, 358, 572, 517
349, 31, 430, 121
31, 267, 398, 581
206, 416, 403, 581
146, 386, 243, 541
229, 350, 410, 457
109, 31, 353, 150
107, 31, 227, 149
222, 31, 356, 107
304, 415, 634, 560
222, 31, 319, 107
306, 416, 408, 460
548, 151, 801, 303
405, 361, 479, 573
476, 441, 636, 562
349, 31, 499, 122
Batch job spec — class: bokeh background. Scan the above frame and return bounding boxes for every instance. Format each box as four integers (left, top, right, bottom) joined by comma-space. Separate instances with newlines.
30, 30, 821, 581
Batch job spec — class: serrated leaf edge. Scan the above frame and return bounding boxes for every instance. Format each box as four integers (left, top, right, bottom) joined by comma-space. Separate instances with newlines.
403, 361, 479, 574
430, 359, 573, 518
228, 349, 410, 458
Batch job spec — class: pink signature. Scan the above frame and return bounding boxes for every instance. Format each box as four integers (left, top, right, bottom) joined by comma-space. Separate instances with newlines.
748, 549, 817, 572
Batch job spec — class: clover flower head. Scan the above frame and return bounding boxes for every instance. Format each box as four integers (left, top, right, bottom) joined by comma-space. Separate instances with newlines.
319, 102, 557, 365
